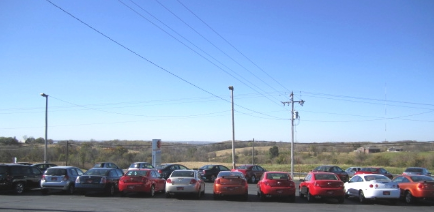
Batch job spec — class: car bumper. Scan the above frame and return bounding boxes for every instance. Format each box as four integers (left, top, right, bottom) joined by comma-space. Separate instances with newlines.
40, 182, 71, 191
363, 189, 400, 199
310, 188, 345, 197
166, 184, 198, 193
75, 183, 107, 192
261, 187, 296, 197
119, 183, 150, 193
214, 185, 248, 196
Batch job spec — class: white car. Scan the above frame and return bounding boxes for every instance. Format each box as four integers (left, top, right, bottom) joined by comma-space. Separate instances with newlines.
344, 174, 400, 204
165, 170, 205, 199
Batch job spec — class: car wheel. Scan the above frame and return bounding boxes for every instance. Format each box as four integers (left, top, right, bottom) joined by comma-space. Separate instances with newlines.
307, 190, 314, 202
149, 185, 155, 197
107, 184, 115, 196
359, 190, 366, 204
405, 190, 416, 204
67, 184, 75, 195
14, 182, 24, 194
299, 188, 305, 198
41, 189, 49, 195
250, 175, 256, 184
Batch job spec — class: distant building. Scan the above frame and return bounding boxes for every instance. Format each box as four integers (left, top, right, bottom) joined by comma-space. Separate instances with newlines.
387, 147, 403, 152
356, 146, 381, 154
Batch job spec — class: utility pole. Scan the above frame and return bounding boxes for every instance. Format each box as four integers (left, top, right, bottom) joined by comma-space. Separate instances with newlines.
282, 92, 304, 179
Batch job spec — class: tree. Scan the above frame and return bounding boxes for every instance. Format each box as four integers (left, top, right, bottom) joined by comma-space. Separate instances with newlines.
269, 146, 279, 159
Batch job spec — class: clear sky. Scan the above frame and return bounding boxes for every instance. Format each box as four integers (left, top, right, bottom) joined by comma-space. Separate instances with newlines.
1, 0, 433, 143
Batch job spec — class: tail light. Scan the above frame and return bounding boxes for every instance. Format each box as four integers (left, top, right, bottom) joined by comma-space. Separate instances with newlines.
314, 182, 321, 187
418, 183, 427, 189
100, 177, 107, 184
166, 179, 172, 184
42, 175, 46, 180
190, 179, 197, 184
215, 179, 221, 185
369, 184, 379, 188
158, 170, 162, 174
63, 175, 69, 181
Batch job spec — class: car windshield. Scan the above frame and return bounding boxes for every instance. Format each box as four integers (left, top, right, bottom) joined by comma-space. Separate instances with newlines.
126, 170, 148, 176
314, 174, 338, 180
45, 169, 67, 176
218, 171, 244, 178
84, 169, 110, 176
364, 175, 390, 182
405, 168, 423, 172
171, 171, 194, 177
267, 173, 290, 180
410, 176, 434, 182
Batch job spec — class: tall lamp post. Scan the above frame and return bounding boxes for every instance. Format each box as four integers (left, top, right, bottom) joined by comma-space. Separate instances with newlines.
229, 86, 236, 169
40, 93, 48, 163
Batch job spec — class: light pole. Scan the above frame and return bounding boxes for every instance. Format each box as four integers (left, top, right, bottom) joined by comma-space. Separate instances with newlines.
229, 86, 236, 169
40, 93, 48, 163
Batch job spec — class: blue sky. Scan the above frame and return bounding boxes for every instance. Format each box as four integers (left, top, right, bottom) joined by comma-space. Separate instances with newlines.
1, 0, 433, 143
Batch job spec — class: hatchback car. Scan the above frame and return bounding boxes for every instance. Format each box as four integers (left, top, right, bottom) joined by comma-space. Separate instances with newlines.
128, 162, 154, 170
40, 166, 84, 195
165, 170, 205, 199
402, 167, 431, 176
257, 171, 296, 202
155, 163, 189, 179
0, 164, 43, 194
355, 167, 393, 179
299, 171, 345, 203
198, 164, 230, 182
392, 174, 434, 204
119, 168, 165, 197
312, 165, 349, 182
344, 174, 400, 204
213, 171, 248, 200
231, 164, 266, 183
75, 168, 124, 196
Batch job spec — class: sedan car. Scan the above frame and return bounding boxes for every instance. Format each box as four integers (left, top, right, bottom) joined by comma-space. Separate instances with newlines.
213, 171, 248, 200
355, 167, 393, 179
165, 170, 205, 199
312, 165, 349, 182
344, 174, 400, 204
119, 169, 165, 197
40, 166, 84, 195
231, 164, 266, 183
345, 167, 362, 178
156, 163, 189, 179
392, 174, 434, 204
402, 167, 431, 176
299, 171, 345, 203
198, 164, 230, 182
75, 168, 124, 196
128, 162, 154, 170
257, 171, 296, 202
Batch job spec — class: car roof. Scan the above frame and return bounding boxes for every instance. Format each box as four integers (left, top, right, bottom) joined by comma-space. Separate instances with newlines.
127, 168, 154, 171
46, 166, 78, 169
310, 171, 335, 174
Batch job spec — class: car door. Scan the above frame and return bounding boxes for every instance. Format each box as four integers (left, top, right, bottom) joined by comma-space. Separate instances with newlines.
346, 176, 360, 196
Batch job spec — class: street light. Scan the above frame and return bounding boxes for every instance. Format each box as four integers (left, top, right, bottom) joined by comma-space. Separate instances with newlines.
229, 86, 236, 169
40, 93, 48, 163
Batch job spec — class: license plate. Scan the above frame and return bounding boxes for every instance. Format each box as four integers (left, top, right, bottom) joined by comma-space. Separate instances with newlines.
128, 186, 134, 189
327, 191, 334, 194
86, 180, 92, 183
277, 190, 282, 193
177, 187, 184, 190
52, 177, 57, 181
383, 191, 390, 195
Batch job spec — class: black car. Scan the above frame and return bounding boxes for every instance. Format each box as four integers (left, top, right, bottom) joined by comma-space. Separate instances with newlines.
32, 163, 58, 173
75, 168, 124, 196
155, 163, 189, 179
0, 164, 43, 194
312, 165, 349, 182
198, 164, 230, 182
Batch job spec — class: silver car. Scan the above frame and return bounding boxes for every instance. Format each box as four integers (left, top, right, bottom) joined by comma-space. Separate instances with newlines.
40, 166, 84, 194
345, 167, 362, 178
165, 170, 205, 199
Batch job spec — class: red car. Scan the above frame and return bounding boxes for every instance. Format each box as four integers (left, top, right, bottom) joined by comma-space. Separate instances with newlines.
355, 167, 393, 179
231, 164, 266, 183
213, 171, 248, 200
118, 169, 165, 197
257, 172, 296, 202
299, 171, 345, 203
392, 175, 434, 204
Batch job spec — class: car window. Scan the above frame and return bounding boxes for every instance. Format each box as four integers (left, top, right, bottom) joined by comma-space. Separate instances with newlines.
179, 165, 188, 170
69, 168, 78, 176
46, 169, 66, 176
410, 176, 434, 182
305, 174, 312, 181
76, 169, 84, 175
350, 176, 360, 183
171, 171, 194, 177
335, 167, 343, 172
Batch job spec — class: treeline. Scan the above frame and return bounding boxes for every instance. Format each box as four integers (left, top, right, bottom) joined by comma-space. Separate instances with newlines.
1, 137, 433, 170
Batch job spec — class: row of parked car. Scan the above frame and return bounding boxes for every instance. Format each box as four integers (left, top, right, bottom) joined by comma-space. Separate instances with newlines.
1, 162, 433, 204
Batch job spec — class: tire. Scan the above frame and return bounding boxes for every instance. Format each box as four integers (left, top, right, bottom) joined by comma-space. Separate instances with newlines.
405, 190, 416, 204
251, 175, 257, 184
66, 184, 75, 195
149, 185, 155, 197
359, 190, 366, 204
14, 182, 24, 195
307, 190, 315, 203
107, 184, 115, 196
